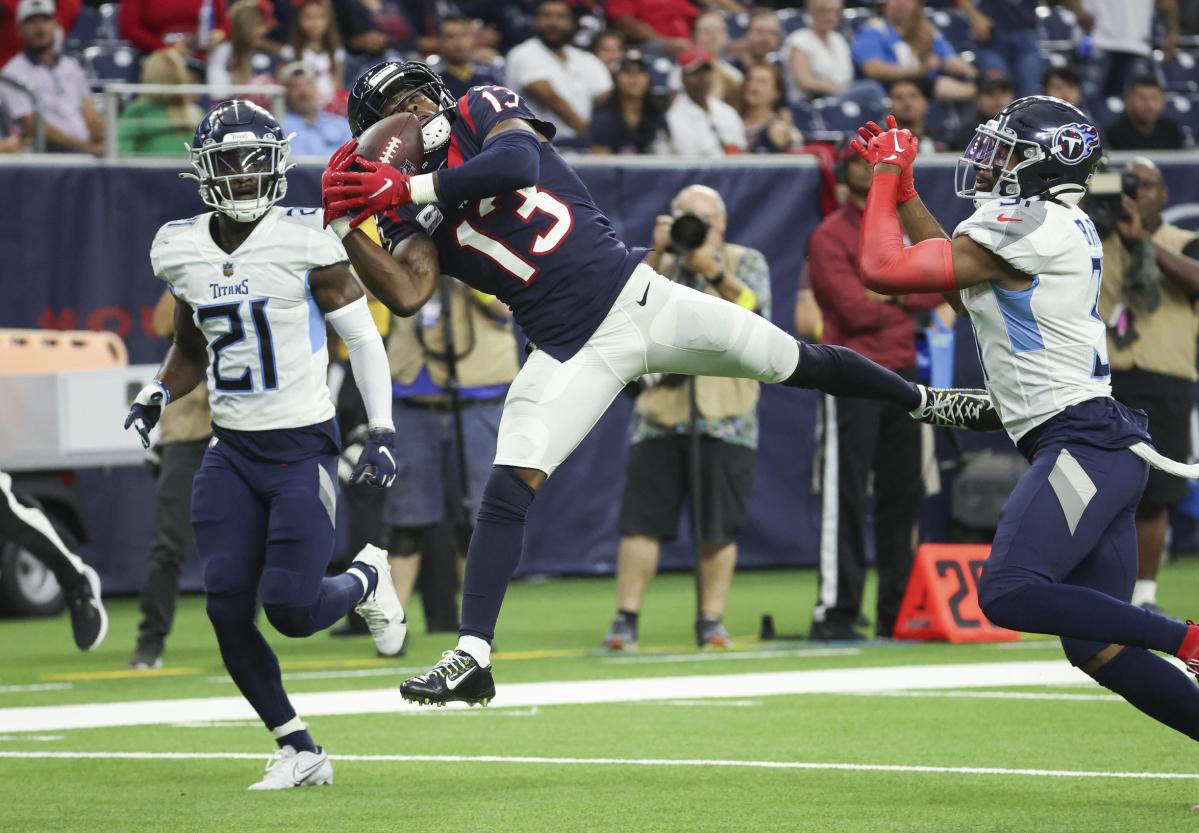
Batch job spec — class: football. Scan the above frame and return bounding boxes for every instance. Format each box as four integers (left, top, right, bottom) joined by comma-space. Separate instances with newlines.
354, 111, 425, 175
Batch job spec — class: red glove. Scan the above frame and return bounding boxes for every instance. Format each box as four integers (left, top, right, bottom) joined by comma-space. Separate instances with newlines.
321, 138, 358, 228
324, 157, 414, 229
850, 115, 918, 203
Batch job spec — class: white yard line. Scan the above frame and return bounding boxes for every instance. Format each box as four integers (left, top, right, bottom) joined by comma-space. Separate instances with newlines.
844, 690, 1122, 702
602, 648, 861, 664
205, 667, 425, 684
0, 683, 71, 694
0, 660, 1092, 733
0, 749, 1194, 781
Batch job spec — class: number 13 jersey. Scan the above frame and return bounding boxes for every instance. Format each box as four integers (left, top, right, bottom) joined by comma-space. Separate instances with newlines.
150, 206, 348, 431
379, 85, 648, 362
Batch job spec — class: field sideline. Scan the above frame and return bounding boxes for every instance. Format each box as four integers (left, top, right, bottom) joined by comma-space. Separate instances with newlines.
3, 563, 1199, 832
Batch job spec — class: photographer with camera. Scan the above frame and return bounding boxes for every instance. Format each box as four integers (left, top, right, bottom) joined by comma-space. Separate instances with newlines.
807, 143, 949, 641
1095, 158, 1199, 615
601, 184, 768, 650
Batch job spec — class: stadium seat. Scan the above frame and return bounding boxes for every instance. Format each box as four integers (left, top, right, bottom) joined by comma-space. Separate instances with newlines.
96, 3, 119, 41
1166, 94, 1199, 144
839, 6, 875, 39
1162, 49, 1199, 93
725, 11, 749, 41
789, 101, 815, 134
82, 45, 141, 84
777, 8, 808, 37
1037, 4, 1078, 49
928, 8, 975, 54
0, 329, 128, 374
67, 6, 101, 52
649, 56, 674, 97
811, 96, 887, 137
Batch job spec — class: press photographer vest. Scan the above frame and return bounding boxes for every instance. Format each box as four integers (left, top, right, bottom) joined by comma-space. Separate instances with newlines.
636, 244, 761, 427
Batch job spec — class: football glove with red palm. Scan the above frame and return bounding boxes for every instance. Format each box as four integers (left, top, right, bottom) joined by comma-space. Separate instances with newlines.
851, 115, 919, 203
324, 159, 414, 229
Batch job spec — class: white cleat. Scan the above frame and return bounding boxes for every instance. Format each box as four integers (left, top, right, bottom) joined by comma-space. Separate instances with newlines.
352, 544, 407, 657
247, 745, 333, 791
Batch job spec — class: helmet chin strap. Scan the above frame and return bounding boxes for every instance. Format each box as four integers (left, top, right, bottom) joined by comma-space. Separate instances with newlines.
422, 113, 452, 153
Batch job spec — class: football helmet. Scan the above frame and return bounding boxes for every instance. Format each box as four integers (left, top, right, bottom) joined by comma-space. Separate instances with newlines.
347, 60, 455, 153
956, 95, 1101, 206
182, 100, 294, 223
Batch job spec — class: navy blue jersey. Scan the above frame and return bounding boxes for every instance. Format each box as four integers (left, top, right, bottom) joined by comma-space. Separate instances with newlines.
379, 85, 648, 362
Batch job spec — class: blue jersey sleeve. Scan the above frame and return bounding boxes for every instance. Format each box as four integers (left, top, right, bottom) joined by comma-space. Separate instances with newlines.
851, 25, 891, 68
460, 85, 557, 144
933, 33, 954, 60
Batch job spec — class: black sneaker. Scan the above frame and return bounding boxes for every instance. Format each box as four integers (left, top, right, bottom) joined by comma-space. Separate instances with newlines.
808, 620, 866, 642
129, 642, 163, 670
912, 387, 1003, 432
400, 649, 495, 706
603, 614, 638, 651
67, 565, 108, 652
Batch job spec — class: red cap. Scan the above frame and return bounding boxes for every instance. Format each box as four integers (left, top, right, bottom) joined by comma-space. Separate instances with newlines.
678, 45, 714, 73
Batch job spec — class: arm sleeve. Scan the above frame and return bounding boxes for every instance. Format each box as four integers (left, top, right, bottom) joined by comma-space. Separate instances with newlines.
325, 296, 395, 432
860, 172, 957, 294
435, 128, 542, 206
118, 0, 166, 53
807, 227, 888, 334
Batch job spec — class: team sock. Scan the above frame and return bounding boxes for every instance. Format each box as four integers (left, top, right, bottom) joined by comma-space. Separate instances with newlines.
785, 342, 921, 410
617, 609, 639, 625
984, 583, 1189, 654
346, 562, 378, 603
275, 728, 318, 754
457, 634, 492, 667
1089, 647, 1199, 741
459, 467, 536, 644
1130, 579, 1157, 607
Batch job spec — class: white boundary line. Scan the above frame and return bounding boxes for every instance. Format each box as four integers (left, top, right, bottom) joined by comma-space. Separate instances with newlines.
0, 750, 1195, 781
845, 690, 1122, 703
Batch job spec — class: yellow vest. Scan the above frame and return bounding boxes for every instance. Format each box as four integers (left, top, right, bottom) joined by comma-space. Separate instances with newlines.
159, 385, 212, 443
1100, 222, 1199, 381
635, 244, 761, 427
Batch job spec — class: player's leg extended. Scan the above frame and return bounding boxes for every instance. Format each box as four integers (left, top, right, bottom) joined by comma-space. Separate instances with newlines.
976, 445, 1189, 653
0, 469, 106, 651
1057, 506, 1199, 741
400, 344, 630, 705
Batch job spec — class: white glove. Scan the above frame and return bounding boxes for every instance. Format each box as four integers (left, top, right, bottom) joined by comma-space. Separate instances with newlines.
124, 381, 170, 449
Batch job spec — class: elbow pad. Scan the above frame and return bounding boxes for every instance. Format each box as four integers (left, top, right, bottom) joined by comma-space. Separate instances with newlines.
860, 172, 957, 294
436, 129, 542, 205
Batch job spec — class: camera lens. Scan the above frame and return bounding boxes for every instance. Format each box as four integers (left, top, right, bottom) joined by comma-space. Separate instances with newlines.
669, 213, 709, 251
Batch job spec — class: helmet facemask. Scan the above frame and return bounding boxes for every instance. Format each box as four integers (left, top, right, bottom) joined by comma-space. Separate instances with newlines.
956, 120, 1029, 207
387, 86, 453, 153
184, 133, 295, 222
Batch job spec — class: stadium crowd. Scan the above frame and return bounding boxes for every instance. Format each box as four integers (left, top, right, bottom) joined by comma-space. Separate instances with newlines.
1, 0, 1198, 157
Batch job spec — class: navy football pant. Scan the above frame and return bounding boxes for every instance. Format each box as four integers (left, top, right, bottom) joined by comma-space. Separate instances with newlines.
978, 443, 1199, 741
192, 441, 362, 735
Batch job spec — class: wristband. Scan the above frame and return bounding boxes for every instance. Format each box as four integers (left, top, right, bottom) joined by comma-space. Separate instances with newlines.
813, 319, 824, 344
734, 287, 757, 310
470, 288, 496, 306
329, 216, 352, 240
409, 173, 439, 205
153, 379, 172, 406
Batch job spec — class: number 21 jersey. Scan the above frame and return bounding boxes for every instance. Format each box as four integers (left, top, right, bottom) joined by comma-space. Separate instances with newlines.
379, 85, 648, 362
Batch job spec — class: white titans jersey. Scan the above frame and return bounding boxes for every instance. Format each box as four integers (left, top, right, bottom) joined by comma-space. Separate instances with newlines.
150, 206, 348, 431
956, 197, 1111, 441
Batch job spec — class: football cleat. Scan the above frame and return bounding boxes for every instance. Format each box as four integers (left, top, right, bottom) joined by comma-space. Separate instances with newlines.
911, 386, 1003, 432
67, 564, 108, 652
351, 544, 407, 657
247, 745, 333, 791
1176, 620, 1199, 683
400, 649, 495, 706
697, 616, 732, 649
603, 614, 638, 651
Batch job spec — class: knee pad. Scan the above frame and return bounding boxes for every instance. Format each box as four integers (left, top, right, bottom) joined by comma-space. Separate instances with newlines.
478, 467, 536, 526
264, 603, 315, 638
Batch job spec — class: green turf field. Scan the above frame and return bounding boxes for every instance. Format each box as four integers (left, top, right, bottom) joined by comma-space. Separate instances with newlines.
3, 561, 1199, 833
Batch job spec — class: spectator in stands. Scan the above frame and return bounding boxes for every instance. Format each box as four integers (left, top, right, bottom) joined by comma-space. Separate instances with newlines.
666, 45, 747, 155
118, 47, 203, 157
887, 78, 944, 152
279, 62, 349, 156
807, 142, 947, 641
1, 0, 104, 154
119, 0, 230, 55
851, 0, 976, 102
1105, 75, 1186, 151
429, 14, 502, 100
948, 75, 1013, 150
602, 183, 770, 653
729, 7, 784, 75
956, 0, 1042, 98
0, 0, 76, 68
738, 62, 802, 153
693, 10, 744, 108
284, 0, 343, 109
1042, 64, 1085, 109
591, 28, 626, 74
786, 0, 854, 99
207, 0, 278, 96
1098, 158, 1199, 616
505, 0, 612, 144
331, 0, 390, 57
587, 50, 668, 154
1084, 0, 1180, 97
606, 0, 696, 57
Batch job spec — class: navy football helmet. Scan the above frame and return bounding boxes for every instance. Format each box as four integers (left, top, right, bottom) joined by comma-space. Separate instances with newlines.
182, 100, 294, 223
956, 95, 1101, 206
347, 60, 455, 152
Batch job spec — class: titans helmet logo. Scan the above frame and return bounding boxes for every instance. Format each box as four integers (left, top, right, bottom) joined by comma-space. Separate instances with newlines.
1053, 122, 1099, 165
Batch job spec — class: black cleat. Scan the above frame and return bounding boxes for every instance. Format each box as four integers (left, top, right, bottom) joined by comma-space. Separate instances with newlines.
67, 565, 108, 652
809, 620, 866, 642
911, 386, 1003, 432
400, 650, 495, 706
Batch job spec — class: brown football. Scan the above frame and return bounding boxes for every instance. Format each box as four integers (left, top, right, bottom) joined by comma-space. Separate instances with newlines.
354, 112, 424, 174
